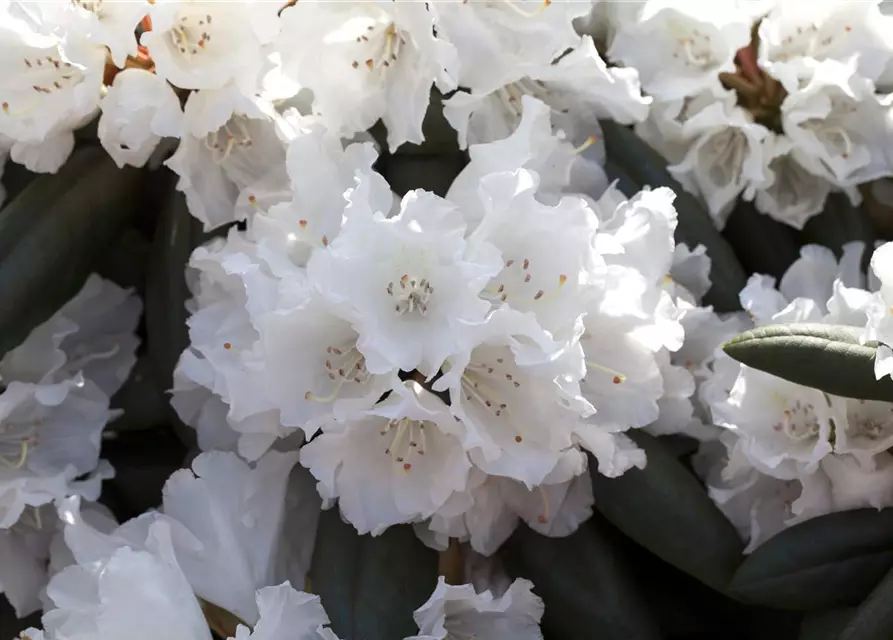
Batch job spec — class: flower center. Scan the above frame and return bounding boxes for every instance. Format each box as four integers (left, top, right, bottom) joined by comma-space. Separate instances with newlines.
459, 352, 532, 443
169, 12, 215, 57
304, 342, 369, 403
670, 26, 713, 67
718, 28, 787, 133
380, 417, 429, 472
388, 274, 433, 317
0, 419, 38, 470
482, 256, 568, 306
772, 400, 820, 442
205, 116, 253, 164
495, 77, 551, 118
350, 22, 406, 72
1, 52, 81, 117
71, 0, 103, 13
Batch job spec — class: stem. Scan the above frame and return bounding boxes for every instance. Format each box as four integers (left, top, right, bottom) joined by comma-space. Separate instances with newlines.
438, 538, 464, 585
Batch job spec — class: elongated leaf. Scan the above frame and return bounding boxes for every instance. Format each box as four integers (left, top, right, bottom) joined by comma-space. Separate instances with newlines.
723, 324, 893, 402
0, 147, 143, 359
836, 565, 893, 640
589, 431, 744, 591
723, 200, 801, 281
801, 193, 875, 270
310, 509, 438, 640
502, 520, 662, 640
144, 183, 204, 446
598, 119, 746, 312
729, 509, 893, 610
798, 608, 856, 640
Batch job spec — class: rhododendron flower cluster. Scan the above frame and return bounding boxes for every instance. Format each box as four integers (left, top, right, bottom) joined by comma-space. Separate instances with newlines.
599, 0, 893, 229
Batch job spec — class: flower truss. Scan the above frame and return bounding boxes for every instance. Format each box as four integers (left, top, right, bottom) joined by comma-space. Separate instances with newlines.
172, 98, 694, 556
0, 275, 140, 616
689, 242, 893, 553
600, 0, 893, 229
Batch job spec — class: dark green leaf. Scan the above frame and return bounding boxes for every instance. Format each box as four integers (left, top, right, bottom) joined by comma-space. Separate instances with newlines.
502, 520, 661, 640
723, 200, 801, 281
383, 154, 468, 198
0, 148, 143, 359
390, 89, 462, 156
836, 564, 893, 640
144, 183, 204, 447
589, 431, 744, 591
799, 608, 856, 640
108, 357, 169, 431
729, 509, 893, 610
801, 193, 875, 271
722, 324, 893, 402
309, 509, 437, 640
598, 119, 746, 312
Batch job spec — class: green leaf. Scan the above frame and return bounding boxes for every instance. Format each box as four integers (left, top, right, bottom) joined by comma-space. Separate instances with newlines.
598, 119, 746, 312
0, 147, 144, 359
144, 184, 205, 446
108, 357, 169, 432
722, 324, 893, 402
589, 431, 744, 591
729, 509, 893, 610
502, 520, 662, 640
309, 509, 438, 640
801, 193, 875, 270
798, 608, 857, 640
836, 564, 893, 640
723, 200, 802, 281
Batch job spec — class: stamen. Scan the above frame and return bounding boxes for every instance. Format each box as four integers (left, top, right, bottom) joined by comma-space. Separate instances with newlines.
574, 136, 597, 153
502, 0, 551, 18
537, 485, 551, 524
586, 360, 627, 384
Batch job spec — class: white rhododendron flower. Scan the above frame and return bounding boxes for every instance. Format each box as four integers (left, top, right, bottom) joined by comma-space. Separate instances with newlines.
307, 185, 502, 376
302, 380, 470, 535
231, 583, 341, 640
277, 0, 457, 150
0, 13, 105, 172
445, 36, 650, 147
141, 0, 280, 93
36, 0, 149, 67
161, 450, 306, 625
407, 577, 545, 640
98, 68, 183, 168
611, 0, 893, 228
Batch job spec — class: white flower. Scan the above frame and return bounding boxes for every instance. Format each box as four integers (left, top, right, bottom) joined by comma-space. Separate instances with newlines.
835, 399, 893, 467
465, 169, 600, 347
446, 95, 606, 225
99, 69, 183, 168
698, 439, 806, 553
434, 309, 589, 488
231, 582, 341, 640
820, 452, 893, 512
141, 0, 280, 93
39, 515, 213, 640
36, 0, 149, 67
408, 577, 544, 640
669, 93, 770, 225
712, 366, 841, 480
444, 36, 649, 147
754, 135, 832, 229
417, 468, 519, 557
758, 0, 893, 90
307, 186, 502, 376
431, 0, 590, 92
0, 500, 114, 618
500, 467, 594, 538
607, 0, 751, 101
301, 379, 471, 536
277, 0, 457, 151
166, 88, 290, 229
253, 122, 392, 268
161, 450, 306, 625
0, 378, 115, 529
0, 15, 104, 170
670, 243, 712, 302
781, 59, 893, 189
